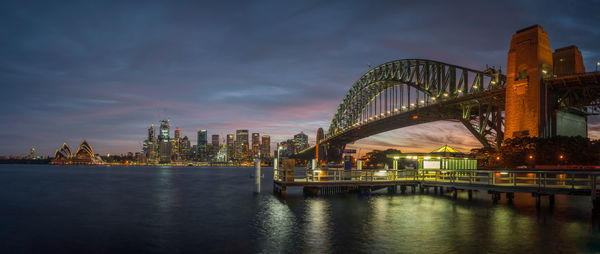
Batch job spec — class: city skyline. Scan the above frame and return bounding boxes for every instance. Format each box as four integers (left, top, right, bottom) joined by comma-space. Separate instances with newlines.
2, 0, 600, 156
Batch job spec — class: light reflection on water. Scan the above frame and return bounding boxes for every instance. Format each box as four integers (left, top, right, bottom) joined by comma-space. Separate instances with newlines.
0, 165, 599, 253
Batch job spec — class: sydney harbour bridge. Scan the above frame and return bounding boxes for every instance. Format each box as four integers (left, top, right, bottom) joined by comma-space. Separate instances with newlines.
298, 25, 600, 163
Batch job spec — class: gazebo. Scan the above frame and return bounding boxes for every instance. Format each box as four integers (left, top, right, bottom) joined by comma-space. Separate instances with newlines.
388, 145, 477, 173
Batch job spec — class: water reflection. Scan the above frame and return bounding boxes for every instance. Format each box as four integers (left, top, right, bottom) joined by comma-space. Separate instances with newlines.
257, 196, 296, 252
2, 165, 599, 253
302, 198, 332, 253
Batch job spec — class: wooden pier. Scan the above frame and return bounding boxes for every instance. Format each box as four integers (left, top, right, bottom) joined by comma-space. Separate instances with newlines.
273, 168, 600, 212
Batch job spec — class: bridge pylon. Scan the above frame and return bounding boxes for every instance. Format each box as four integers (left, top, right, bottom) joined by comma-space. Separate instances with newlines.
505, 25, 554, 139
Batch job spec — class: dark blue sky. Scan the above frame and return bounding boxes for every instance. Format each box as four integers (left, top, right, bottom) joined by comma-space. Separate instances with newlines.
1, 0, 599, 156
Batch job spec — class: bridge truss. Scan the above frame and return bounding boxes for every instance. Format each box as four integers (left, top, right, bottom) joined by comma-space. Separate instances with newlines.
326, 59, 507, 149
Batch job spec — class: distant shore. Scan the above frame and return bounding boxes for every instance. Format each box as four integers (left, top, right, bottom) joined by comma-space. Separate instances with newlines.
0, 159, 51, 164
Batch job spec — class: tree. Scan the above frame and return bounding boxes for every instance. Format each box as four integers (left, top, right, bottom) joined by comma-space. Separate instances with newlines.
360, 149, 403, 168
498, 136, 600, 167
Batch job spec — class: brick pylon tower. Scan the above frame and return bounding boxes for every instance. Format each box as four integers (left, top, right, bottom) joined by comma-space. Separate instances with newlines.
504, 25, 554, 139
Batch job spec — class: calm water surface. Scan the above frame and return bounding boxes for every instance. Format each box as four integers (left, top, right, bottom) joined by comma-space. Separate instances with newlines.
1, 165, 599, 253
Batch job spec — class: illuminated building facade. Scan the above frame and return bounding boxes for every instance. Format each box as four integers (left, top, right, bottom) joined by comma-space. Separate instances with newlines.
505, 25, 588, 139
279, 139, 295, 157
505, 25, 553, 139
261, 135, 270, 159
212, 134, 220, 147
29, 148, 36, 159
235, 129, 249, 160
180, 136, 191, 161
174, 128, 182, 140
389, 145, 476, 174
50, 140, 102, 165
293, 132, 308, 153
143, 124, 157, 163
251, 133, 260, 158
158, 120, 171, 163
226, 134, 234, 160
197, 129, 207, 161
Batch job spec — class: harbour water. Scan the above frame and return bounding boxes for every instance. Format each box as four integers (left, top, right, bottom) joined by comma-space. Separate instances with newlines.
1, 165, 599, 253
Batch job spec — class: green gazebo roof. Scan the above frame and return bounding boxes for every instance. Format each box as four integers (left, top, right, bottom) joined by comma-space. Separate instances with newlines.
431, 145, 461, 153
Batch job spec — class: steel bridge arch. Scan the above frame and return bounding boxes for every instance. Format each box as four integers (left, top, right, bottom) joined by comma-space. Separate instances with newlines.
326, 59, 506, 148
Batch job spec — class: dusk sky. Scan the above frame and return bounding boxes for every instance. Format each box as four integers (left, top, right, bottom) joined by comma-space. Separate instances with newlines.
1, 0, 599, 156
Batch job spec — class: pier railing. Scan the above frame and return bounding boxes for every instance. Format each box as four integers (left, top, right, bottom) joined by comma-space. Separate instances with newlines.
274, 168, 600, 193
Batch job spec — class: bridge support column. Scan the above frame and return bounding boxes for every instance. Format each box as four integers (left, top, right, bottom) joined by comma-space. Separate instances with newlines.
593, 197, 600, 213
419, 185, 424, 194
453, 189, 458, 200
534, 193, 541, 208
549, 194, 555, 207
434, 186, 438, 194
303, 187, 320, 197
506, 192, 514, 203
439, 187, 444, 195
400, 185, 406, 194
387, 186, 396, 194
491, 192, 501, 204
468, 190, 473, 200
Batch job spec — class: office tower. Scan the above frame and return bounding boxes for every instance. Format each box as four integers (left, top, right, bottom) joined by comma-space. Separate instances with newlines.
294, 132, 309, 153
181, 136, 191, 161
191, 145, 198, 160
261, 135, 270, 159
212, 134, 220, 146
226, 134, 234, 160
158, 120, 170, 143
170, 138, 180, 161
158, 120, 171, 163
235, 129, 249, 160
29, 148, 36, 159
197, 130, 207, 161
279, 139, 295, 157
148, 124, 156, 142
144, 123, 157, 163
174, 127, 182, 140
251, 133, 260, 159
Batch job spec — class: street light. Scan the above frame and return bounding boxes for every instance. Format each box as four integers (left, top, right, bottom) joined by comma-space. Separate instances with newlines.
596, 61, 600, 72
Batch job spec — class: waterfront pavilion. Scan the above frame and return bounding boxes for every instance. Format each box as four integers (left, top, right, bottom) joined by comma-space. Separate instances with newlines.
388, 145, 477, 174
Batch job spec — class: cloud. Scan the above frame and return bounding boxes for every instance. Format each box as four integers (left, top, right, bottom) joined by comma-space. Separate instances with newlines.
0, 0, 598, 155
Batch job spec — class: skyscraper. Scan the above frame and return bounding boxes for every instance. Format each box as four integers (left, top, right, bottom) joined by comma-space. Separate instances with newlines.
158, 120, 170, 143
207, 134, 220, 160
174, 128, 182, 140
148, 124, 155, 142
212, 134, 220, 146
294, 132, 309, 153
29, 148, 36, 159
144, 123, 157, 163
226, 134, 234, 160
172, 127, 182, 160
197, 130, 207, 161
181, 136, 191, 161
261, 135, 270, 159
235, 129, 249, 160
158, 120, 171, 163
251, 133, 260, 158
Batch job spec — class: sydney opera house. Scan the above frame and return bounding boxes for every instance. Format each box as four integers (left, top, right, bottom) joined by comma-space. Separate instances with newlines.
50, 140, 103, 165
